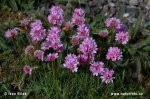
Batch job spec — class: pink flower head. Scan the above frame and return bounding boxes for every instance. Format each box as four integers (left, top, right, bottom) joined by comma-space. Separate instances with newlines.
77, 54, 88, 64
71, 8, 85, 26
25, 45, 34, 56
48, 14, 64, 26
71, 35, 80, 46
46, 53, 58, 62
71, 16, 85, 26
116, 24, 128, 33
34, 50, 44, 61
90, 61, 104, 76
73, 8, 85, 17
63, 21, 73, 32
51, 42, 64, 52
105, 17, 121, 29
115, 32, 129, 44
46, 27, 61, 42
63, 54, 79, 72
20, 18, 30, 26
106, 47, 122, 61
48, 6, 64, 25
32, 39, 38, 45
78, 37, 97, 54
41, 41, 51, 50
5, 28, 17, 38
99, 29, 109, 38
30, 20, 46, 42
31, 20, 42, 28
23, 65, 32, 75
101, 68, 115, 84
48, 26, 61, 35
49, 6, 64, 15
77, 24, 89, 39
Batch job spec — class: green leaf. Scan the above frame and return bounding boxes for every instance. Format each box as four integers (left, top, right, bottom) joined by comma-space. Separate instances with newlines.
122, 69, 125, 82
135, 58, 142, 82
132, 38, 150, 49
9, 0, 18, 11
143, 46, 150, 51
0, 37, 10, 50
132, 14, 142, 39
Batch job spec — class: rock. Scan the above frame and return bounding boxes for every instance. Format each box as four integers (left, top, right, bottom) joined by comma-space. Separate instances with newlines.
128, 17, 137, 23
109, 2, 115, 7
120, 0, 129, 4
147, 0, 150, 9
87, 0, 149, 27
126, 6, 139, 18
123, 13, 130, 18
143, 0, 148, 3
129, 0, 139, 6
109, 5, 116, 16
98, 3, 103, 10
101, 5, 109, 15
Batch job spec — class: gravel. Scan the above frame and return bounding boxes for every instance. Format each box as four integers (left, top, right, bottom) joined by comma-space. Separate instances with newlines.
87, 0, 150, 33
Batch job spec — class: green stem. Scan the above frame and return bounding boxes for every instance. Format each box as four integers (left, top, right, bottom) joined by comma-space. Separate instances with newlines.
54, 60, 58, 79
12, 39, 17, 52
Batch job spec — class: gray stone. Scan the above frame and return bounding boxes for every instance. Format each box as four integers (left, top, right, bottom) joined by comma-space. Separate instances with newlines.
101, 5, 109, 15
87, 0, 149, 26
110, 6, 116, 17
109, 2, 115, 7
128, 17, 137, 23
147, 0, 150, 9
144, 0, 148, 3
123, 13, 130, 18
126, 6, 140, 18
120, 0, 129, 4
129, 0, 139, 6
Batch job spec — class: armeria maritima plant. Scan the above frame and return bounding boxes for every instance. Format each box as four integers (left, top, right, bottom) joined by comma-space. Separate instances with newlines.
5, 5, 129, 84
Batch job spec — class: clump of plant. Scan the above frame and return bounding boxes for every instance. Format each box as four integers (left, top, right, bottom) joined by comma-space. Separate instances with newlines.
4, 6, 130, 84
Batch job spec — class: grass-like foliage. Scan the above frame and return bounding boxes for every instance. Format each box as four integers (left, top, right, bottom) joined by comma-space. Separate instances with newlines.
0, 1, 149, 99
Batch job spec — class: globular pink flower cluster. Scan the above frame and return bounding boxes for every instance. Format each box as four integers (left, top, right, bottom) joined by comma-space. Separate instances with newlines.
79, 38, 97, 54
90, 61, 104, 76
71, 8, 85, 26
70, 9, 88, 46
5, 28, 17, 38
78, 53, 95, 64
46, 27, 61, 42
20, 18, 30, 27
89, 62, 115, 84
34, 50, 44, 61
101, 68, 115, 84
105, 17, 129, 45
77, 24, 89, 39
25, 45, 34, 56
99, 29, 109, 38
23, 65, 32, 75
63, 54, 79, 72
106, 47, 122, 61
46, 26, 63, 52
46, 53, 58, 62
30, 20, 46, 42
116, 24, 128, 33
78, 37, 97, 63
115, 32, 129, 45
105, 17, 121, 29
63, 21, 73, 32
70, 24, 90, 46
77, 54, 88, 64
48, 6, 64, 25
41, 41, 51, 51
71, 35, 80, 46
